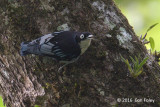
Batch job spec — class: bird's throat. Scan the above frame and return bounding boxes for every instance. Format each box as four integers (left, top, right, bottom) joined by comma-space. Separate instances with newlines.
80, 39, 91, 55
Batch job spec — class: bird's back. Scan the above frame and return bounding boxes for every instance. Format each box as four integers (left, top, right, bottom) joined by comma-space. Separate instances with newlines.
20, 31, 81, 61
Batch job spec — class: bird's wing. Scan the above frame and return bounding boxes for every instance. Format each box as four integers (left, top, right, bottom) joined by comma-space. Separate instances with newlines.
39, 33, 58, 55
39, 32, 68, 60
39, 31, 81, 61
39, 34, 54, 45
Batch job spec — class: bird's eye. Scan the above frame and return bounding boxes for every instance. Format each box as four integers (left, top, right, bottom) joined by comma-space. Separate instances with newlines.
80, 34, 84, 39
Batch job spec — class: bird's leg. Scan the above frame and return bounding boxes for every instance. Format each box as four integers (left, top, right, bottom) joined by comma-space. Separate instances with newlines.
57, 57, 80, 83
58, 62, 70, 73
58, 57, 80, 73
57, 62, 72, 83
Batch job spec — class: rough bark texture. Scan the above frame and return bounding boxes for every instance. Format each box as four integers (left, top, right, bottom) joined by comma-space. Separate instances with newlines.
0, 0, 160, 107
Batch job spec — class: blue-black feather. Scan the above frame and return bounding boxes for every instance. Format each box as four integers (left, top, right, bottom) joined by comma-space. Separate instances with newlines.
20, 31, 81, 61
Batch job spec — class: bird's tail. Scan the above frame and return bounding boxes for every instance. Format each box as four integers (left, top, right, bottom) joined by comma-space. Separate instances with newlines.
20, 42, 31, 56
20, 39, 42, 56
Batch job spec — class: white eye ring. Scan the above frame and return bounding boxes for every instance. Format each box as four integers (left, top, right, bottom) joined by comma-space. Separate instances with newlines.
80, 34, 84, 39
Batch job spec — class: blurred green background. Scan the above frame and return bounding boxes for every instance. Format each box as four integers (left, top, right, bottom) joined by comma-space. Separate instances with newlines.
0, 0, 160, 106
0, 97, 5, 107
115, 0, 160, 51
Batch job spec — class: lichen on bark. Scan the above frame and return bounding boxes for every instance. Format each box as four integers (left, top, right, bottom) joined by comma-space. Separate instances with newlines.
0, 0, 160, 107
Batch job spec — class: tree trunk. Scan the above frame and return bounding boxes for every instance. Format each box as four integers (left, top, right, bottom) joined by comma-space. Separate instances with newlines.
0, 0, 160, 107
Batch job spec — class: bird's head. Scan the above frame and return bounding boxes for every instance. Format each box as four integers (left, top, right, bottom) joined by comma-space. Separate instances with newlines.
76, 32, 93, 42
76, 32, 94, 55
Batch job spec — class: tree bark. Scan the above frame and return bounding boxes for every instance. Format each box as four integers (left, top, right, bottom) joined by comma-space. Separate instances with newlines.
0, 0, 160, 107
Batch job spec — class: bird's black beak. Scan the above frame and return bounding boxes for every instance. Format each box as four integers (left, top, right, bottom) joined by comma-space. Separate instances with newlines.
87, 35, 94, 39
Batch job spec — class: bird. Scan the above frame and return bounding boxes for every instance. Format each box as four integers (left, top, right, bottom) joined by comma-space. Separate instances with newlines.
20, 31, 93, 71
